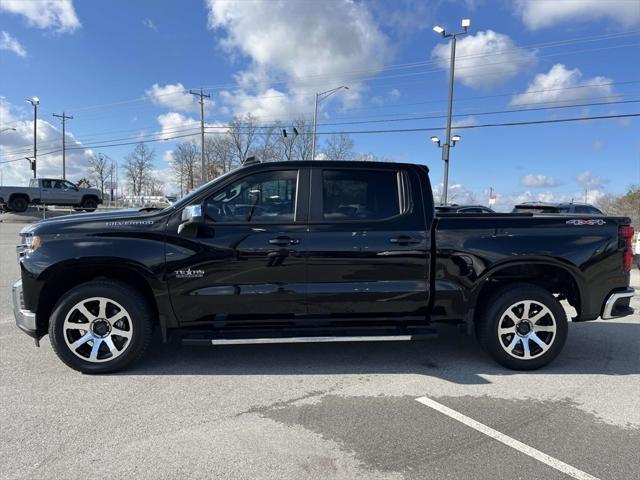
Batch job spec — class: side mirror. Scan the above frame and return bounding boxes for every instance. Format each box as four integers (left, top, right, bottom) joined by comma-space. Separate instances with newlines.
178, 204, 203, 236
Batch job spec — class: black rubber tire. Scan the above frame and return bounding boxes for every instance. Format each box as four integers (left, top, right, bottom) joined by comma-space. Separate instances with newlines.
476, 283, 568, 370
9, 196, 28, 213
49, 280, 153, 374
81, 197, 98, 212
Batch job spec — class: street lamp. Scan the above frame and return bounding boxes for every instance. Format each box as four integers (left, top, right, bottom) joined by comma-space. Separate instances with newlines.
26, 97, 39, 178
432, 18, 470, 204
430, 134, 462, 204
0, 127, 16, 134
312, 85, 348, 160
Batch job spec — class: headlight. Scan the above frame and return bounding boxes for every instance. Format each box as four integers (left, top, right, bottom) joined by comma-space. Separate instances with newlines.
17, 234, 42, 259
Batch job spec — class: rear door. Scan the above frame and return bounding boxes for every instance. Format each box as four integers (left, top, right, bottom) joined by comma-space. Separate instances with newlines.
305, 165, 431, 319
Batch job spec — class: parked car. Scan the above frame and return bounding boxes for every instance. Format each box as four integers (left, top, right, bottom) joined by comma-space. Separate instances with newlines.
0, 178, 102, 213
512, 202, 603, 215
435, 204, 495, 214
12, 160, 635, 373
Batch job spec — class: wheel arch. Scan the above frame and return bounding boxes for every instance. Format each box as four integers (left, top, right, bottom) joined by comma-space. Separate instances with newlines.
469, 259, 584, 322
80, 194, 100, 204
35, 260, 168, 339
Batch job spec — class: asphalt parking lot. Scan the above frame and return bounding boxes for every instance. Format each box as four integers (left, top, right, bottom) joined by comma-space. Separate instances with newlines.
1, 220, 639, 480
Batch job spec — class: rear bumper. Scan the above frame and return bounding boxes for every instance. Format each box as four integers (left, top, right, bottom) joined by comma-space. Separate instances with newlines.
12, 280, 38, 338
601, 288, 635, 319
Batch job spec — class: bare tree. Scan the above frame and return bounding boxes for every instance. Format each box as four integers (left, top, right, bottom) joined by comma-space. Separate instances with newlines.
597, 185, 640, 228
88, 153, 113, 198
228, 114, 257, 164
291, 117, 313, 160
145, 175, 165, 196
123, 143, 155, 196
204, 135, 236, 179
171, 141, 200, 194
321, 133, 354, 160
255, 124, 280, 163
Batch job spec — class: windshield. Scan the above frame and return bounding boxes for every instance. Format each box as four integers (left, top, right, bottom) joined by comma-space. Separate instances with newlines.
166, 169, 238, 211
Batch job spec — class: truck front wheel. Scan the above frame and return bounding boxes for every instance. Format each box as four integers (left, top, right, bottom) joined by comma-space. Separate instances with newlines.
49, 280, 153, 373
8, 196, 28, 213
476, 284, 568, 370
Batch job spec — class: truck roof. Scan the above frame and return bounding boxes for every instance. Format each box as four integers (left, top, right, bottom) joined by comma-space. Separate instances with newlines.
238, 159, 429, 172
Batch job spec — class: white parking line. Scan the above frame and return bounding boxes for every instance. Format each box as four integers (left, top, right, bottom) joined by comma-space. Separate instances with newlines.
415, 396, 600, 480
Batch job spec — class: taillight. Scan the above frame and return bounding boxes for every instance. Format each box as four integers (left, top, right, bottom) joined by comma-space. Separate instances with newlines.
619, 225, 634, 272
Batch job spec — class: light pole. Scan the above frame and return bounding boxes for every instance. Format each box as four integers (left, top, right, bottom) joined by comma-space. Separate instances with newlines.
432, 19, 470, 205
26, 97, 39, 178
430, 134, 461, 204
312, 86, 348, 160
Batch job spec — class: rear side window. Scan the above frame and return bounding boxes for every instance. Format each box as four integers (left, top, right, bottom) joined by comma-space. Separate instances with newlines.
40, 179, 52, 188
322, 169, 401, 221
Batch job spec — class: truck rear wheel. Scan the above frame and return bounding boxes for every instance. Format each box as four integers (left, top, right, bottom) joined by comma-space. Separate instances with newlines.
476, 284, 568, 370
8, 196, 28, 213
49, 280, 153, 373
81, 197, 98, 212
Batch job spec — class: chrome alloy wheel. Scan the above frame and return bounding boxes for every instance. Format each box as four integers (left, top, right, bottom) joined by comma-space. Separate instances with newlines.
497, 300, 557, 360
63, 297, 133, 363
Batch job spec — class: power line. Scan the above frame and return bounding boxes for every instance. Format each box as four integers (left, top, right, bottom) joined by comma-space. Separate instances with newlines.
2, 112, 636, 165
2, 98, 638, 160
5, 83, 638, 155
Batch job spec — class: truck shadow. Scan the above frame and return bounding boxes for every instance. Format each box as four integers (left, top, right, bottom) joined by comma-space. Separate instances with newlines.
122, 321, 640, 384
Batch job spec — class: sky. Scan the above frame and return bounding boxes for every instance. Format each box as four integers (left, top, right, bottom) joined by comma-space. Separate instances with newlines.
0, 0, 639, 211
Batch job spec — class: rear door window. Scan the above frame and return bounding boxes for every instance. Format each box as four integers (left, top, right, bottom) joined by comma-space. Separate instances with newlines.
321, 169, 401, 221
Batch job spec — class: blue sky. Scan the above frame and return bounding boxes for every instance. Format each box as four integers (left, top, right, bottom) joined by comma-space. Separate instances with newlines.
1, 0, 639, 209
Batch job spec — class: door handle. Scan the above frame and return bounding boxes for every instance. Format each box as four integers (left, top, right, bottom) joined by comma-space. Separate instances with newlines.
269, 236, 300, 246
389, 236, 420, 245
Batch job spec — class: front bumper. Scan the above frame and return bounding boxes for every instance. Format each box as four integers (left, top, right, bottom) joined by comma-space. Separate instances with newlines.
12, 280, 38, 338
601, 288, 635, 319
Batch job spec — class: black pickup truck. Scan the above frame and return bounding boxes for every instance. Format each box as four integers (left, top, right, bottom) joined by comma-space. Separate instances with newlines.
12, 161, 635, 373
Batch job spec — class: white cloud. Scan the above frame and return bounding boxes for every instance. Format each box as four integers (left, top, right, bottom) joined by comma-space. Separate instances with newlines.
577, 170, 608, 189
371, 88, 401, 106
0, 97, 91, 186
515, 0, 640, 30
0, 31, 26, 57
521, 174, 560, 188
510, 64, 614, 106
146, 83, 214, 113
156, 112, 199, 138
0, 0, 80, 33
143, 18, 158, 32
207, 0, 390, 118
431, 30, 536, 89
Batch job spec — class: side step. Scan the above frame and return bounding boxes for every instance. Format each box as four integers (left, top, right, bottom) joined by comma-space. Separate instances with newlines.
182, 331, 437, 346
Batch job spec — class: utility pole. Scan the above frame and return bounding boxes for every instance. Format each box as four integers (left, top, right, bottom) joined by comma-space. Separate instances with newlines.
189, 88, 211, 185
52, 112, 74, 179
432, 19, 470, 205
26, 97, 39, 177
312, 86, 348, 160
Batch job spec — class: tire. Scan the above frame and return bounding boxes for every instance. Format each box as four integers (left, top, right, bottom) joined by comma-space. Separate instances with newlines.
49, 280, 153, 373
81, 197, 98, 212
8, 196, 28, 213
476, 283, 568, 370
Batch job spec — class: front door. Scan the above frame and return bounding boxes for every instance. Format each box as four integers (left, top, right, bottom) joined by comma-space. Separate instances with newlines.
166, 168, 309, 327
305, 166, 430, 320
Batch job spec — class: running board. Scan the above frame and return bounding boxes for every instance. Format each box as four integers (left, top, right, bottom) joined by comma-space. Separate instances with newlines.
182, 332, 436, 346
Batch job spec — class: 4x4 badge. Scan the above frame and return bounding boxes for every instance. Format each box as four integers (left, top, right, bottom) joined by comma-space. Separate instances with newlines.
566, 219, 606, 226
174, 268, 205, 278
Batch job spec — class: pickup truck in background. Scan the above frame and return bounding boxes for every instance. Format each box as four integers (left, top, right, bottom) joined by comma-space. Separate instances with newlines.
513, 202, 604, 215
12, 160, 635, 373
0, 178, 102, 213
